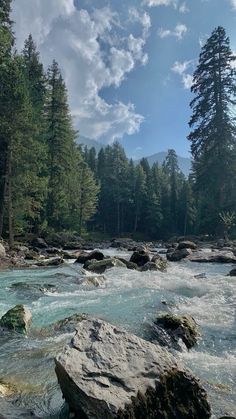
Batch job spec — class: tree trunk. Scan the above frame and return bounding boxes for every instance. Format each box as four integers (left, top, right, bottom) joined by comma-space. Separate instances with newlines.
7, 152, 14, 248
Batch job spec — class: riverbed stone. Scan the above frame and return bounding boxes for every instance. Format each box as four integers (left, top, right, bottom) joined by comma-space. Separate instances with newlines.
167, 248, 192, 262
153, 313, 199, 350
84, 258, 126, 274
75, 250, 104, 264
228, 268, 236, 276
114, 257, 138, 270
0, 305, 32, 334
55, 318, 211, 419
130, 248, 150, 267
178, 241, 197, 250
189, 251, 236, 263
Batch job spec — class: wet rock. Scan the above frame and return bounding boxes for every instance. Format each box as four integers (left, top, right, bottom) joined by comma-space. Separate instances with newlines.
130, 248, 150, 267
153, 313, 199, 350
110, 237, 136, 249
80, 275, 106, 287
228, 268, 236, 276
0, 305, 32, 334
31, 237, 48, 249
62, 250, 80, 259
114, 257, 138, 270
75, 250, 104, 264
189, 251, 236, 263
194, 273, 207, 279
84, 258, 126, 274
50, 313, 87, 334
10, 282, 56, 298
140, 256, 167, 272
0, 243, 6, 258
178, 241, 197, 250
55, 318, 211, 419
35, 257, 64, 267
167, 248, 192, 262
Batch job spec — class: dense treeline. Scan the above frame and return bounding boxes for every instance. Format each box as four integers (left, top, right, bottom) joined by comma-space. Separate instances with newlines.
1, 0, 236, 244
0, 1, 98, 245
83, 144, 196, 238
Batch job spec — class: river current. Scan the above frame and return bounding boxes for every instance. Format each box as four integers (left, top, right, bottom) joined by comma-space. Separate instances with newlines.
0, 248, 235, 418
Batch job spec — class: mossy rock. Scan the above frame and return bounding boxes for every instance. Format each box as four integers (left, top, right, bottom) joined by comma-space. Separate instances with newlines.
154, 313, 199, 350
0, 305, 32, 334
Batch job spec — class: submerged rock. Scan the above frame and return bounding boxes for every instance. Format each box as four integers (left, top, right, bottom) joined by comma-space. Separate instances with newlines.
55, 318, 211, 419
75, 250, 104, 264
80, 275, 106, 288
130, 247, 150, 267
84, 258, 126, 274
35, 257, 64, 267
0, 305, 32, 334
153, 313, 199, 350
228, 268, 236, 277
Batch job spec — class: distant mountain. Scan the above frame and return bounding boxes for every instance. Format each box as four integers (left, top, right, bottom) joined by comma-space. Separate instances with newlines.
76, 136, 192, 176
76, 136, 103, 153
136, 152, 192, 176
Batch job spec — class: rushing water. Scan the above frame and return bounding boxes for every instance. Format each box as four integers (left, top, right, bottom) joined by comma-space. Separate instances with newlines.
0, 248, 236, 418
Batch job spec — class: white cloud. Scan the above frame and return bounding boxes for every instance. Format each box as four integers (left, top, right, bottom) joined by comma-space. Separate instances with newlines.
229, 0, 236, 9
172, 60, 193, 89
144, 0, 177, 7
158, 23, 187, 40
179, 2, 189, 13
12, 2, 148, 143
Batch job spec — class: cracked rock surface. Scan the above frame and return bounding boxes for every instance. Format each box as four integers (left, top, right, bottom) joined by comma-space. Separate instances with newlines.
55, 318, 211, 419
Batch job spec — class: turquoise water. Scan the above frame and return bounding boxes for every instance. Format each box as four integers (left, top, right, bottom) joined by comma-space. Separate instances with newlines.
0, 248, 236, 418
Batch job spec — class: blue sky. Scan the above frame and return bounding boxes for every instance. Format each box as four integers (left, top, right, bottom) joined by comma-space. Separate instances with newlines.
12, 0, 236, 158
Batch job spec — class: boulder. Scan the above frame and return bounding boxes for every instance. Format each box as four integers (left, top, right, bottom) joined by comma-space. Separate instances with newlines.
114, 257, 138, 270
75, 250, 104, 264
0, 243, 6, 258
140, 256, 167, 272
189, 251, 236, 263
84, 258, 126, 274
0, 304, 32, 334
178, 241, 197, 250
228, 268, 236, 277
55, 318, 211, 419
153, 313, 199, 350
167, 248, 192, 262
130, 248, 150, 267
50, 313, 87, 334
35, 257, 64, 267
31, 237, 48, 249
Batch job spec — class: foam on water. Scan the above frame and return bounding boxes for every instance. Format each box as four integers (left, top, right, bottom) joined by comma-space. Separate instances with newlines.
0, 250, 235, 417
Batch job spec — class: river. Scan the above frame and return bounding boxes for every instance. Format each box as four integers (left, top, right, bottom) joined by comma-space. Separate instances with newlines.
0, 248, 235, 418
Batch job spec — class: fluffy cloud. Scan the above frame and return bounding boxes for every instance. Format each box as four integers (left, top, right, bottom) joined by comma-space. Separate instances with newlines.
144, 0, 177, 6
158, 24, 187, 40
179, 2, 190, 13
172, 60, 193, 89
229, 0, 236, 9
12, 2, 149, 143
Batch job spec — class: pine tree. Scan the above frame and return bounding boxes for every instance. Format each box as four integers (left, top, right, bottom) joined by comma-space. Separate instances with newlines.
0, 0, 14, 237
188, 26, 236, 232
163, 149, 182, 234
45, 60, 77, 229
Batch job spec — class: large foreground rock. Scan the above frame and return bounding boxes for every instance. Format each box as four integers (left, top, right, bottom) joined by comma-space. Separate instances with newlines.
55, 318, 211, 419
0, 305, 32, 334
